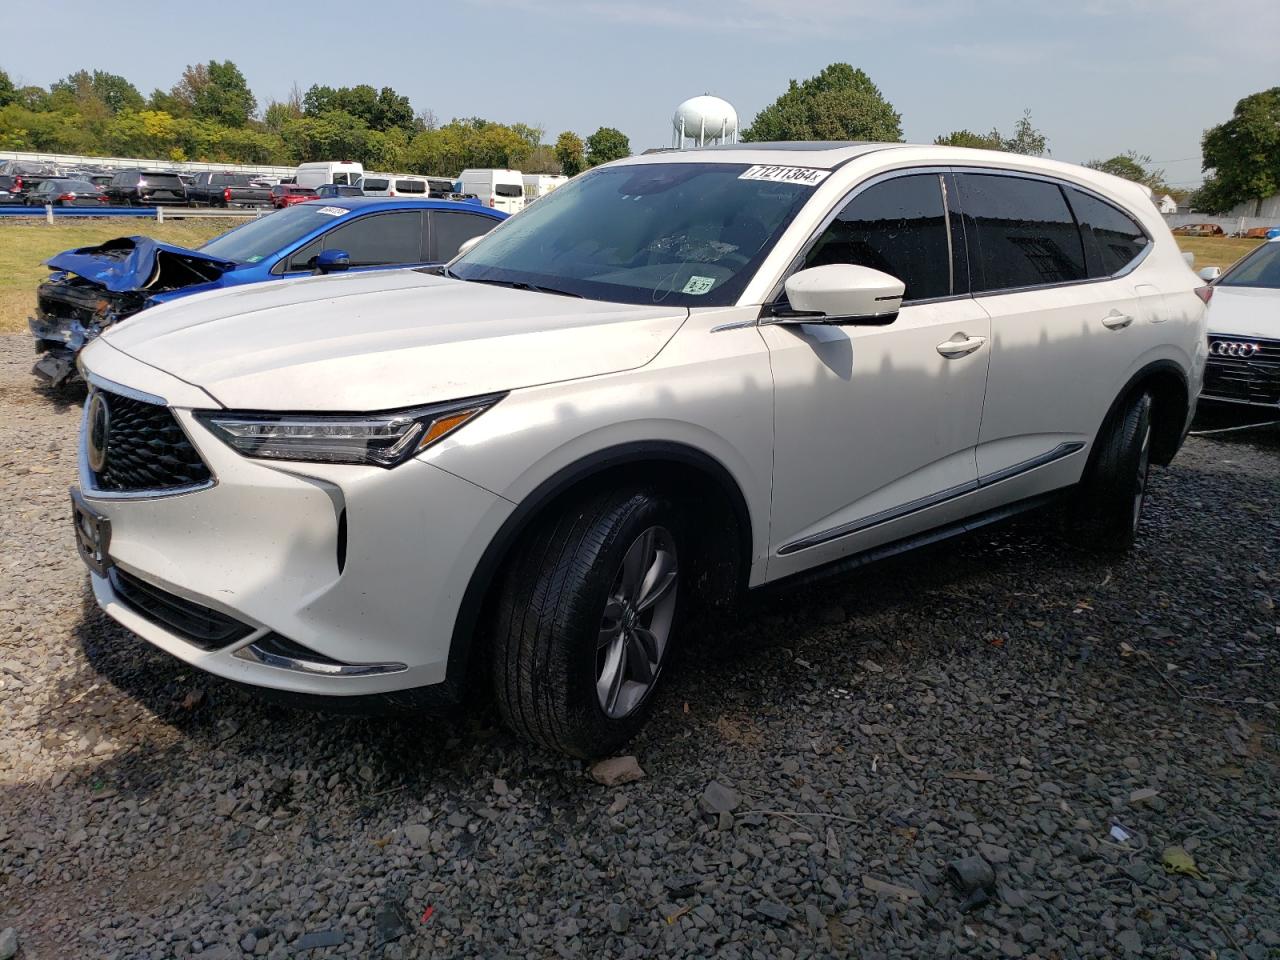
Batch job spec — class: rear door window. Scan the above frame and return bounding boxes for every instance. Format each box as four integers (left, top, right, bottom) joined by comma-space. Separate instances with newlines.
955, 173, 1087, 291
362, 178, 389, 191
429, 211, 496, 262
395, 179, 427, 194
317, 211, 426, 267
1064, 188, 1149, 277
802, 173, 957, 302
494, 183, 523, 198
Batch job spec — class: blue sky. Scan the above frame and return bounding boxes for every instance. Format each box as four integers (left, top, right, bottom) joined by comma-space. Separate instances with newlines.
15, 0, 1280, 186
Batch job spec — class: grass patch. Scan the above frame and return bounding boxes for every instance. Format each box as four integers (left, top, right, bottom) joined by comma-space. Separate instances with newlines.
1174, 235, 1263, 272
0, 218, 239, 334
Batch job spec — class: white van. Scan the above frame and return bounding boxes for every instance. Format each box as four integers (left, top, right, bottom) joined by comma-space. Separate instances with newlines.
458, 168, 525, 214
522, 174, 567, 204
295, 161, 365, 190
361, 174, 456, 198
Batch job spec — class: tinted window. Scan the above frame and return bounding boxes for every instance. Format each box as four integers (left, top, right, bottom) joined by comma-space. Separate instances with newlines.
1218, 240, 1280, 289
430, 211, 496, 261
202, 204, 356, 264
321, 211, 424, 267
396, 179, 426, 194
957, 174, 1086, 291
495, 183, 523, 198
362, 178, 389, 191
141, 173, 183, 189
803, 174, 954, 302
1065, 188, 1149, 277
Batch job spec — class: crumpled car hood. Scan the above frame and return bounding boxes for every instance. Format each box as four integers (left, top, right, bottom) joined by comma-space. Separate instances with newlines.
45, 237, 237, 292
95, 268, 689, 411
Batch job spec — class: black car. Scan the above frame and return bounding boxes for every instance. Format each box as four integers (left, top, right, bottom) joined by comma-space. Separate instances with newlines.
26, 179, 108, 207
0, 174, 25, 205
315, 183, 364, 198
105, 170, 188, 206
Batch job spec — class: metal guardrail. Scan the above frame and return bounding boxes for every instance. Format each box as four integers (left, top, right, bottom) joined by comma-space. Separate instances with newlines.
0, 149, 296, 178
0, 206, 266, 220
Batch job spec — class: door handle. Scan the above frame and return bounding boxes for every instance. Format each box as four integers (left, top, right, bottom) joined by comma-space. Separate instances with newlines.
1102, 312, 1134, 330
936, 334, 987, 358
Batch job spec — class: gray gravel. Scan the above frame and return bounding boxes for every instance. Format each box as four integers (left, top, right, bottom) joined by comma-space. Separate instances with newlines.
2, 333, 1278, 959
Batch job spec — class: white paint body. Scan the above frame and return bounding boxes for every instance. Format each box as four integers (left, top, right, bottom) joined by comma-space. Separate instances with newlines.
77, 144, 1206, 698
521, 174, 567, 202
457, 168, 525, 214
294, 161, 365, 189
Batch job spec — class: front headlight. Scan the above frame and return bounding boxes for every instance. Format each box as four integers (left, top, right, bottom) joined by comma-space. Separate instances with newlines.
195, 394, 504, 468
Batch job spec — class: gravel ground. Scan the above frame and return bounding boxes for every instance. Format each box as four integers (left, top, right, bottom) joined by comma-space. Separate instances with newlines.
1, 332, 1278, 960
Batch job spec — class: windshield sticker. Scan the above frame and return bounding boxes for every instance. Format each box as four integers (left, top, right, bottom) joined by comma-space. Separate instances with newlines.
316, 206, 348, 217
682, 275, 717, 296
739, 165, 831, 186
245, 255, 264, 263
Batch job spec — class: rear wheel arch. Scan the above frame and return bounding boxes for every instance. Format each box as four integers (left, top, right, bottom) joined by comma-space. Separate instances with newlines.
446, 441, 754, 689
1091, 359, 1189, 470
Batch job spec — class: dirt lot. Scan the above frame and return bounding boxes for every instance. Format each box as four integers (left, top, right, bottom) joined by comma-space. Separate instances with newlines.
0, 334, 1278, 960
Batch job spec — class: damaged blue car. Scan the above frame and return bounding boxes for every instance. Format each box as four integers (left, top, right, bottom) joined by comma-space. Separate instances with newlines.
30, 197, 506, 385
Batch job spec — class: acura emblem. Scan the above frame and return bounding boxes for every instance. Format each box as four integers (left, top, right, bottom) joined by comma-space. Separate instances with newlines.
1210, 341, 1260, 358
86, 390, 111, 473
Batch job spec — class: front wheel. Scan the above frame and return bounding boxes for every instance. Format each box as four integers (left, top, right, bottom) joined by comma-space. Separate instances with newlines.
1067, 390, 1153, 553
489, 487, 682, 757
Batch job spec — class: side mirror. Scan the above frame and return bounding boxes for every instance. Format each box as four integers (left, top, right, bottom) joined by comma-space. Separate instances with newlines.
455, 235, 484, 259
1198, 265, 1221, 282
314, 249, 351, 275
776, 264, 905, 326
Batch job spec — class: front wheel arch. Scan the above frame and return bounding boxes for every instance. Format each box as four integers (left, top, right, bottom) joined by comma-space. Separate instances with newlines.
446, 442, 754, 692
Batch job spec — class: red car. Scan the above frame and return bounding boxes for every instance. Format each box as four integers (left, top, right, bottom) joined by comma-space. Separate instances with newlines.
270, 184, 318, 208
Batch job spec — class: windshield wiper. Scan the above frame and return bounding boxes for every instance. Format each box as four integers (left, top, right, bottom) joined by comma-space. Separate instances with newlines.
462, 277, 583, 298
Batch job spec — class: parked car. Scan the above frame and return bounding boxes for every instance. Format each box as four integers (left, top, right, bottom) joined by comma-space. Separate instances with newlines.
271, 184, 318, 208
1198, 236, 1280, 409
87, 173, 115, 191
1172, 223, 1225, 237
70, 144, 1205, 757
187, 172, 273, 208
0, 165, 62, 200
0, 174, 27, 205
25, 179, 108, 207
31, 198, 506, 385
457, 168, 526, 213
315, 184, 364, 199
105, 170, 187, 206
295, 161, 364, 190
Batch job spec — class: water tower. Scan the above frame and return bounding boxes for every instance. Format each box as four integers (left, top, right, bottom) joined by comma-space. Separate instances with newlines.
672, 95, 739, 148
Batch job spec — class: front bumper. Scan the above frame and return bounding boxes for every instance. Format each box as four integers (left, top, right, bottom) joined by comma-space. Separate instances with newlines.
76, 352, 515, 699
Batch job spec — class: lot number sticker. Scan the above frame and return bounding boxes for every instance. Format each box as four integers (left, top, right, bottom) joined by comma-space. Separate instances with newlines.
316, 206, 348, 217
682, 275, 717, 295
739, 165, 831, 186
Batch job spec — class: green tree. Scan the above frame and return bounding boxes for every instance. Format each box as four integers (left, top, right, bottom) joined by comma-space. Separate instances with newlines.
554, 130, 585, 176
374, 86, 414, 133
933, 129, 1003, 150
585, 126, 629, 166
146, 87, 189, 116
176, 61, 255, 127
0, 69, 16, 108
1002, 109, 1048, 156
1084, 151, 1169, 192
511, 122, 545, 153
742, 63, 901, 143
53, 70, 144, 114
1194, 87, 1280, 214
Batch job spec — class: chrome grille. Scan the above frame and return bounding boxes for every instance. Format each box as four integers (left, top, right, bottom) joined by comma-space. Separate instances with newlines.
1203, 336, 1280, 407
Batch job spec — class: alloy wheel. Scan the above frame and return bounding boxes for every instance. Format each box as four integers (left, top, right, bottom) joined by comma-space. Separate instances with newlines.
595, 525, 678, 719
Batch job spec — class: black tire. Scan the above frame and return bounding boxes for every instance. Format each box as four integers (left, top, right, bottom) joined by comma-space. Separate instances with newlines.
490, 487, 684, 758
1068, 390, 1153, 553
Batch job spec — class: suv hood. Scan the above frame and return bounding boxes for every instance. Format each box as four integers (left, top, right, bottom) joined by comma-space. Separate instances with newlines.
96, 269, 688, 410
46, 237, 237, 293
1206, 286, 1280, 340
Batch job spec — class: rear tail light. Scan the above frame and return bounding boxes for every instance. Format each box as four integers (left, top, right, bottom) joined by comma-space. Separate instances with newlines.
489, 196, 496, 208
224, 187, 232, 203
57, 193, 75, 201
1194, 285, 1214, 305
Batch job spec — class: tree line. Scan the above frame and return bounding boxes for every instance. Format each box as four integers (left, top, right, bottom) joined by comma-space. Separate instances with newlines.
1, 61, 1275, 211
0, 64, 630, 176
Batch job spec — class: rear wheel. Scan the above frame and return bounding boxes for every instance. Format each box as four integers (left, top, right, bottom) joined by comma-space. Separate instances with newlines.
1068, 390, 1153, 553
490, 487, 682, 757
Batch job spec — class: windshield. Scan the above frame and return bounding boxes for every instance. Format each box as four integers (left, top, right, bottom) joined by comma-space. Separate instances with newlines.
199, 206, 344, 263
450, 162, 816, 306
1219, 241, 1280, 289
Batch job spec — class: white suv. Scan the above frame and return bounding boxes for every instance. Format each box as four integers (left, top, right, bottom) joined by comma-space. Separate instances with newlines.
73, 143, 1207, 757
